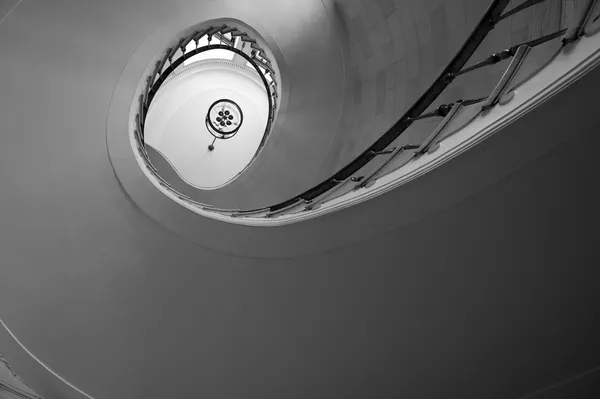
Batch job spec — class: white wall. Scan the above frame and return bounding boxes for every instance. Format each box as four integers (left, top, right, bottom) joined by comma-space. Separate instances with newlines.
145, 61, 268, 189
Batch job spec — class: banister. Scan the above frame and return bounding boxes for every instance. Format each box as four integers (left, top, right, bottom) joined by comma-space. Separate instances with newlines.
167, 39, 185, 61
180, 32, 198, 50
482, 45, 531, 110
134, 0, 589, 221
192, 28, 211, 43
417, 103, 465, 154
564, 0, 598, 42
135, 26, 280, 200
206, 25, 226, 37
254, 0, 512, 213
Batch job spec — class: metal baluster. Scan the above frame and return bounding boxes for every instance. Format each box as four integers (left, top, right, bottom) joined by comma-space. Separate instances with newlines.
496, 0, 548, 23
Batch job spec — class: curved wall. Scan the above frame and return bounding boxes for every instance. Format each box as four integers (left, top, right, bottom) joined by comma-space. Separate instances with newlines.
147, 0, 568, 209
1, 1, 600, 399
128, 2, 347, 209
3, 90, 600, 398
316, 0, 565, 176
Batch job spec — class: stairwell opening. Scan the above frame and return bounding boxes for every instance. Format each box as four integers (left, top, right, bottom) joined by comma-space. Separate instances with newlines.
132, 20, 281, 192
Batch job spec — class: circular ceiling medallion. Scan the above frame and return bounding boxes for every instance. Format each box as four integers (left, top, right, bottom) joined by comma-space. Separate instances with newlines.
205, 99, 244, 140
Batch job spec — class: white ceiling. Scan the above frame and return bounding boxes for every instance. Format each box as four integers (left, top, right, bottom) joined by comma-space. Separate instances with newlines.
145, 60, 268, 189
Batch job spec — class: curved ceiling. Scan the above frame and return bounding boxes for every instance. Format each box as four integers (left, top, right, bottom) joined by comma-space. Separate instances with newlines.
145, 60, 268, 189
1, 1, 599, 399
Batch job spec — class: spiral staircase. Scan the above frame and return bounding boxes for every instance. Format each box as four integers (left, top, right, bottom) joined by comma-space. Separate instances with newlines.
1, 1, 600, 398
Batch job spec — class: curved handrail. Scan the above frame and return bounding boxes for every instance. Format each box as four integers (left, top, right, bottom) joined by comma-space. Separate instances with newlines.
159, 59, 264, 92
133, 24, 279, 194
133, 0, 597, 220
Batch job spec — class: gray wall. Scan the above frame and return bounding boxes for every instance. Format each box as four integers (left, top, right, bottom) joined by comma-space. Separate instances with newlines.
0, 1, 599, 399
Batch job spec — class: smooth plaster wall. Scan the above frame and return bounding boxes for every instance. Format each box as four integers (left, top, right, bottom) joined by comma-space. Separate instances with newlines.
3, 107, 600, 399
3, 37, 600, 399
0, 1, 599, 399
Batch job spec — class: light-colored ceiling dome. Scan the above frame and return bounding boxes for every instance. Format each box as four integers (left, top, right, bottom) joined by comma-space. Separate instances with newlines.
144, 59, 269, 189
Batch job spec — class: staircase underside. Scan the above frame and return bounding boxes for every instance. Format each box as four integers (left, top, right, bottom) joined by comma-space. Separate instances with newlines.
0, 1, 599, 399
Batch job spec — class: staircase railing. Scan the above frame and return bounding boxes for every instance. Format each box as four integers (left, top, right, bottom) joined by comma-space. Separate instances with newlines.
133, 0, 600, 221
133, 23, 279, 187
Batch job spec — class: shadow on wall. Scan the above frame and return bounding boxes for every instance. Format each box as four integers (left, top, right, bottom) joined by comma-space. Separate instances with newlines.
317, 0, 565, 175
312, 0, 353, 180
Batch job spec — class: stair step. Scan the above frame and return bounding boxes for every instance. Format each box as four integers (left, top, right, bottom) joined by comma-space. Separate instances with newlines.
167, 39, 184, 60
251, 42, 266, 53
193, 28, 211, 43
253, 58, 275, 75
156, 50, 171, 75
207, 25, 226, 37
220, 26, 237, 34
181, 32, 199, 50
